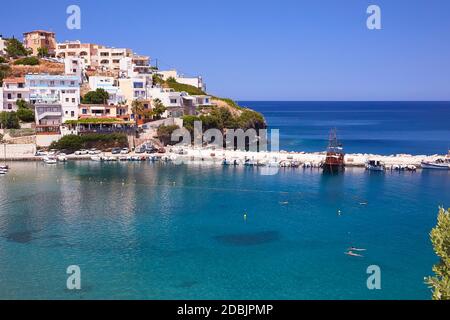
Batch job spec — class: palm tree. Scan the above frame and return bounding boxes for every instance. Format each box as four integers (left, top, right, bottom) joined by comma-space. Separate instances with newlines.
131, 100, 145, 127
152, 98, 167, 120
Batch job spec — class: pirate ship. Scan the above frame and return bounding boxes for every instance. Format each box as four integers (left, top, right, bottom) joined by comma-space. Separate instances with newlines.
323, 129, 345, 173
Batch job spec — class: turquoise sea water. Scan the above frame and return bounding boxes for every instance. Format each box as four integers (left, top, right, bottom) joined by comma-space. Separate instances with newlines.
1, 102, 449, 300
0, 161, 449, 299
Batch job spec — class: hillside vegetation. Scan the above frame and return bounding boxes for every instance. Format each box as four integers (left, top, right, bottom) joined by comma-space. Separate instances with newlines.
155, 75, 266, 129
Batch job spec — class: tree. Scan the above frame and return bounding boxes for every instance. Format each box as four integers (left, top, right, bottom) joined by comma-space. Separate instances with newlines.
157, 125, 180, 146
152, 98, 166, 120
152, 74, 164, 86
0, 112, 20, 129
81, 89, 109, 104
37, 47, 49, 58
16, 99, 33, 109
0, 64, 11, 86
16, 108, 35, 122
426, 208, 450, 300
131, 100, 145, 127
5, 38, 29, 58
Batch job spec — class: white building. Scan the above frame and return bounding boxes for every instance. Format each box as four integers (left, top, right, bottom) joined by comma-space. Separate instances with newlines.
56, 41, 100, 67
118, 77, 148, 104
26, 74, 80, 124
157, 70, 205, 91
2, 77, 29, 111
0, 35, 6, 56
120, 56, 152, 78
88, 76, 124, 105
98, 47, 133, 71
64, 57, 85, 83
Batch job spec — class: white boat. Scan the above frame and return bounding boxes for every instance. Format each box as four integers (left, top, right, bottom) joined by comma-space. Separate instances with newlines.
366, 160, 385, 171
0, 170, 6, 175
421, 159, 450, 170
43, 157, 57, 164
57, 154, 67, 162
91, 155, 102, 162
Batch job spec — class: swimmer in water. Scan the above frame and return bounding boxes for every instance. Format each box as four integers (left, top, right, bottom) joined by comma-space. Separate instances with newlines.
345, 251, 364, 257
348, 247, 366, 252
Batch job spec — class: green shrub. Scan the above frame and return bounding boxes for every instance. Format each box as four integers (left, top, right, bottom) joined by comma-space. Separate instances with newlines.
157, 125, 180, 146
65, 118, 125, 125
0, 64, 11, 86
0, 56, 7, 64
165, 79, 206, 96
14, 57, 39, 66
81, 88, 109, 104
16, 108, 35, 122
50, 133, 128, 152
426, 208, 450, 300
0, 111, 20, 129
5, 38, 30, 58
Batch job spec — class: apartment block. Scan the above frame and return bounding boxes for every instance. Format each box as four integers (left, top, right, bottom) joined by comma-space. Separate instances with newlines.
2, 77, 29, 111
26, 74, 80, 124
56, 41, 100, 67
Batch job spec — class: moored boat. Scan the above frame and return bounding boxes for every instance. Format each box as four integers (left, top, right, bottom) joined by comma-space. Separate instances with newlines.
43, 156, 57, 164
421, 159, 450, 170
323, 129, 345, 173
366, 160, 385, 171
57, 154, 67, 162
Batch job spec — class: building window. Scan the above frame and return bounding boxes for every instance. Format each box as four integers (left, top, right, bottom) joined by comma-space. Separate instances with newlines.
170, 99, 177, 104
7, 93, 11, 99
66, 98, 69, 102
7, 104, 12, 110
133, 82, 144, 89
82, 109, 87, 114
71, 111, 75, 117
18, 93, 22, 99
72, 98, 76, 103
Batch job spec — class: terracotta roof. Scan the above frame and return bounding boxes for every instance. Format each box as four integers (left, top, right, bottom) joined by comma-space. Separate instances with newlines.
3, 77, 25, 84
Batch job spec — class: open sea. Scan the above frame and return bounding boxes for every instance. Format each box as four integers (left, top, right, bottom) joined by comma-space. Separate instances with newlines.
0, 102, 449, 300
243, 101, 450, 155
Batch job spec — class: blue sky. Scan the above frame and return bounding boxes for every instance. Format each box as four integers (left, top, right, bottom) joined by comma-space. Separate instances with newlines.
1, 0, 450, 100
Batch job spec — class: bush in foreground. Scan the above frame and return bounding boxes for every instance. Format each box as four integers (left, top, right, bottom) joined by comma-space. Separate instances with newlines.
425, 208, 450, 300
50, 133, 128, 152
